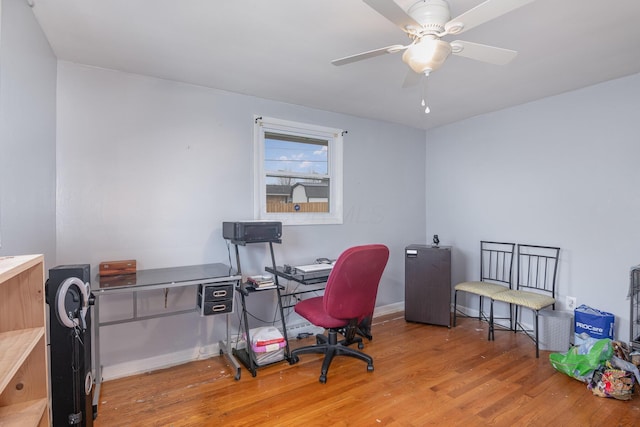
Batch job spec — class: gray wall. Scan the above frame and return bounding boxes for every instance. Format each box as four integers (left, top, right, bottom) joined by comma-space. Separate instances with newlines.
17, 0, 639, 378
55, 62, 426, 377
425, 72, 640, 340
0, 0, 56, 265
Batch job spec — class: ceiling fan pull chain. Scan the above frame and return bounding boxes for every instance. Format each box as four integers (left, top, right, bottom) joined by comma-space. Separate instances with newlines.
421, 74, 431, 114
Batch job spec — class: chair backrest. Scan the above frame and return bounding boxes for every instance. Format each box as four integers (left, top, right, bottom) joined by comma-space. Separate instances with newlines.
516, 244, 560, 297
323, 244, 390, 321
480, 241, 516, 287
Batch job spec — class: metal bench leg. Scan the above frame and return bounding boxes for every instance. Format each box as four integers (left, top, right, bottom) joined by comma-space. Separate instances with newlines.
488, 300, 494, 341
534, 311, 540, 358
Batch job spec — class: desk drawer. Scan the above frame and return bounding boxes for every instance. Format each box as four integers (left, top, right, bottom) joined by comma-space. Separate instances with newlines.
198, 298, 233, 316
197, 282, 235, 316
199, 282, 234, 301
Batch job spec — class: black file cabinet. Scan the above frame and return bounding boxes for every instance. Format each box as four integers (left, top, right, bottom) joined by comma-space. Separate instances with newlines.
197, 282, 234, 315
405, 245, 452, 327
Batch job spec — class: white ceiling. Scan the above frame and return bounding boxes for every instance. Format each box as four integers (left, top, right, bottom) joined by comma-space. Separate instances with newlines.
30, 0, 640, 130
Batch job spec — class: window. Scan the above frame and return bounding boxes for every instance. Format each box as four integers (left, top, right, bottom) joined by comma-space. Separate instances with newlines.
254, 116, 343, 225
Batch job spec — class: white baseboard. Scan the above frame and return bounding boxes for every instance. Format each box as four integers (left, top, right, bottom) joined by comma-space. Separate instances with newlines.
99, 301, 406, 381
373, 301, 404, 318
102, 342, 222, 381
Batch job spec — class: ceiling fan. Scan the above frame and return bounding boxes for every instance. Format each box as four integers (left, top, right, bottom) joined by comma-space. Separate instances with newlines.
333, 0, 534, 82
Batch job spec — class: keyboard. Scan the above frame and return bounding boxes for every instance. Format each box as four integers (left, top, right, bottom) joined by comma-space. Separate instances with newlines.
295, 263, 333, 273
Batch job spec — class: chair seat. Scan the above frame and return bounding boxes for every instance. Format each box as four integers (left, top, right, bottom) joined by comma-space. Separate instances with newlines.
454, 281, 510, 298
295, 296, 347, 329
492, 289, 555, 310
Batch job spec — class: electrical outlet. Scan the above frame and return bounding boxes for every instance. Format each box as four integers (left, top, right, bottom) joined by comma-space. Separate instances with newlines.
566, 296, 577, 311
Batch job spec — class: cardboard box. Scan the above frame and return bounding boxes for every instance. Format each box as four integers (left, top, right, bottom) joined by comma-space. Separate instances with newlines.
574, 304, 615, 346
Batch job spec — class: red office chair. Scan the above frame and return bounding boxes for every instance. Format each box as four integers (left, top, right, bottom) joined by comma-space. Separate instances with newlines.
289, 244, 389, 383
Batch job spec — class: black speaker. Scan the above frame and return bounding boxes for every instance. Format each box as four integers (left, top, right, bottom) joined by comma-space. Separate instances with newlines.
47, 264, 96, 426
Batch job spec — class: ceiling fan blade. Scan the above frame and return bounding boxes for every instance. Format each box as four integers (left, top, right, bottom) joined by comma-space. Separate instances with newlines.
450, 40, 517, 65
401, 69, 423, 88
445, 0, 535, 35
332, 44, 407, 66
363, 0, 421, 29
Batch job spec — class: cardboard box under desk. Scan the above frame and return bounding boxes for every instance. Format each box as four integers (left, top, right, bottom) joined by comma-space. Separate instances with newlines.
99, 259, 136, 276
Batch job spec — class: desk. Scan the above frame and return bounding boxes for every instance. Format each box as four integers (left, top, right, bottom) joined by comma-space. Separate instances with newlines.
91, 263, 241, 408
265, 265, 331, 285
265, 265, 329, 310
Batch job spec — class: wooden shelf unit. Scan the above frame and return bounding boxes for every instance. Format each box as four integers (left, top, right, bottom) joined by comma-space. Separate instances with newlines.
0, 255, 50, 427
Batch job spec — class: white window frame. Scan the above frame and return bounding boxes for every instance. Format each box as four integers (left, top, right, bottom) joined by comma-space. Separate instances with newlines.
254, 115, 343, 225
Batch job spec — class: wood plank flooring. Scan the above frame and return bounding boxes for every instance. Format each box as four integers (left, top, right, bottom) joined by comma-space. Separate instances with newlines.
94, 313, 640, 426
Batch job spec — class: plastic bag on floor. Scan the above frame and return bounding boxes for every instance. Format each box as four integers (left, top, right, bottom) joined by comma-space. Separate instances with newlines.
589, 361, 636, 400
549, 338, 613, 383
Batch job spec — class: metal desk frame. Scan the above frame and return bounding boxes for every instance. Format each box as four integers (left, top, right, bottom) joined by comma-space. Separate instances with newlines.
91, 263, 242, 411
228, 240, 293, 377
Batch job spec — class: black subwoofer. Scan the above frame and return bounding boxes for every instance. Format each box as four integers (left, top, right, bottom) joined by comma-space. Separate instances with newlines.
47, 264, 96, 426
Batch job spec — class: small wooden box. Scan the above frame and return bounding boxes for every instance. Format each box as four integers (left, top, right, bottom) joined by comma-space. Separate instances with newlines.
99, 259, 136, 276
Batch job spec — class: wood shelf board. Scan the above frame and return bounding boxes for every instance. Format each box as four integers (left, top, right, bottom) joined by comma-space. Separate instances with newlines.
0, 255, 43, 284
0, 398, 47, 427
0, 328, 44, 394
0, 257, 45, 333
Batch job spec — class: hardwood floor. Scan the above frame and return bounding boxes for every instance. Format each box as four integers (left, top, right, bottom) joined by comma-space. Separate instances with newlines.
94, 313, 640, 426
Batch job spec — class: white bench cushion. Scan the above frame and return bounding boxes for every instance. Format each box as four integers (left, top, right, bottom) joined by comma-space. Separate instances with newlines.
492, 289, 555, 310
455, 281, 510, 298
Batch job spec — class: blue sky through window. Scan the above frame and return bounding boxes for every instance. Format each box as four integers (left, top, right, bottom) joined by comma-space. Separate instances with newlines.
264, 138, 328, 175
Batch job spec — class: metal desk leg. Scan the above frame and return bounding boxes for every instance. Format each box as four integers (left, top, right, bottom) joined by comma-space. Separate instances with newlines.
219, 310, 241, 380
92, 295, 102, 412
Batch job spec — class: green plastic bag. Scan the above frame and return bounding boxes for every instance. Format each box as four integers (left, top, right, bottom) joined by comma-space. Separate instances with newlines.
549, 338, 613, 383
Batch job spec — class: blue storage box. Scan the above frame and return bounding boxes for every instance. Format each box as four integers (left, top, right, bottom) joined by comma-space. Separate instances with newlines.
574, 304, 615, 345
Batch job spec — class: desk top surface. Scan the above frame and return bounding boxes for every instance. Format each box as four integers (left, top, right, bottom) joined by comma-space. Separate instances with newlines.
94, 262, 239, 292
265, 265, 331, 285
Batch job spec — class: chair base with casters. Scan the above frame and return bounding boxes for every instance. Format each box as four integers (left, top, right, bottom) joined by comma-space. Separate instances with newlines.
290, 319, 373, 384
352, 314, 373, 341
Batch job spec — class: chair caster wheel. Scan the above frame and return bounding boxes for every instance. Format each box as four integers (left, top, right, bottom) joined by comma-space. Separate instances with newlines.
367, 364, 374, 372
289, 355, 299, 365
319, 375, 327, 384
358, 342, 364, 349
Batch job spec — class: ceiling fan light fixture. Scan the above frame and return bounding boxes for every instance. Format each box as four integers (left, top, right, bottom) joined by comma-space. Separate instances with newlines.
402, 38, 451, 74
